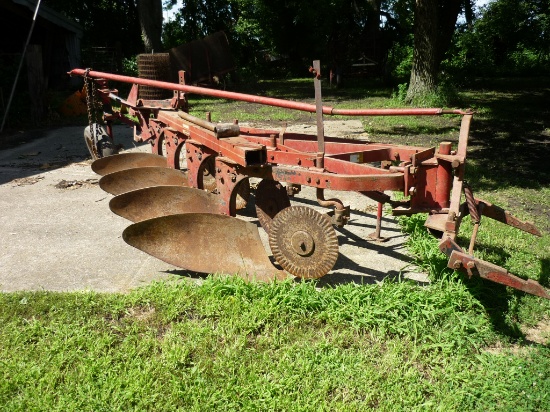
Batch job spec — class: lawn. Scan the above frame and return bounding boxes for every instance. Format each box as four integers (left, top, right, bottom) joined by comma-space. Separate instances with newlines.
1, 76, 549, 411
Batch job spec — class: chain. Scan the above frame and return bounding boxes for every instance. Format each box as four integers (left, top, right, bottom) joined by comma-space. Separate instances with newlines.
83, 68, 97, 129
463, 181, 480, 223
83, 68, 102, 159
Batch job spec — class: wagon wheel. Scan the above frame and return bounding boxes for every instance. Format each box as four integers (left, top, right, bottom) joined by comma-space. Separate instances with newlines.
255, 179, 291, 234
268, 206, 339, 279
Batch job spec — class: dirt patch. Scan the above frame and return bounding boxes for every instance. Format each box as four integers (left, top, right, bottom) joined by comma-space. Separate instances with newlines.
54, 179, 98, 190
484, 318, 549, 355
523, 318, 550, 345
126, 306, 157, 321
10, 176, 44, 186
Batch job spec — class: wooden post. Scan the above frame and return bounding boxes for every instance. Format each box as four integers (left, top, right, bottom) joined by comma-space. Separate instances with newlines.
26, 44, 47, 125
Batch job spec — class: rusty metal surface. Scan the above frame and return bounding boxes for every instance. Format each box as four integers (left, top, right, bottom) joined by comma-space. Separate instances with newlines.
269, 206, 339, 279
92, 153, 168, 176
99, 167, 188, 196
311, 60, 325, 168
109, 186, 222, 222
123, 213, 286, 281
137, 53, 173, 99
177, 110, 240, 138
448, 250, 550, 300
254, 179, 291, 234
477, 198, 542, 237
439, 237, 550, 299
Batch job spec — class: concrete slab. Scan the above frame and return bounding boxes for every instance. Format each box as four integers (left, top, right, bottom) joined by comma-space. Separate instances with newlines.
0, 123, 427, 292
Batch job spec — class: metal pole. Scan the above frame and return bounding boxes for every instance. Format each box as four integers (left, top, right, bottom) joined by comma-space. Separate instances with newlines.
0, 0, 42, 133
69, 69, 470, 117
312, 60, 325, 169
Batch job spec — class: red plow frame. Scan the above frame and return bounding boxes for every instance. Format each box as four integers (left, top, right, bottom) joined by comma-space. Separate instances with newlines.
69, 64, 549, 299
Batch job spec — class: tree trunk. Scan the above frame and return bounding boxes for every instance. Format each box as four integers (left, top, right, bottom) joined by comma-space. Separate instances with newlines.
406, 0, 439, 103
137, 0, 163, 53
437, 0, 463, 65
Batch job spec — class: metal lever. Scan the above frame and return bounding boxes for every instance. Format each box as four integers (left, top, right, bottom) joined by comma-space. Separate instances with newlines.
311, 60, 325, 169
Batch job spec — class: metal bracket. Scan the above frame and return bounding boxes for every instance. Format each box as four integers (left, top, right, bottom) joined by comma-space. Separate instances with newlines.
439, 237, 550, 299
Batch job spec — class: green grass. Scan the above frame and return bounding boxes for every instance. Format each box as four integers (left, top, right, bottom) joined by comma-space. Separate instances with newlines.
1, 278, 549, 411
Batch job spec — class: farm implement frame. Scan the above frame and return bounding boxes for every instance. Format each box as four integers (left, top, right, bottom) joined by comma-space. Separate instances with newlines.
69, 62, 548, 299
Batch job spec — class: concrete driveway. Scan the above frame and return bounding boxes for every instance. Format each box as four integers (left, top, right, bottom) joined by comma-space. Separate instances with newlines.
0, 123, 426, 292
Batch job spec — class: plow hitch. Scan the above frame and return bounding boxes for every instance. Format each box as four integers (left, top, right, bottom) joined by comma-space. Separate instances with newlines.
70, 62, 549, 299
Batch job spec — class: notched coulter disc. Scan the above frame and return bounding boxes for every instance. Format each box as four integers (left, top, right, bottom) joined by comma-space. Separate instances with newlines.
268, 206, 339, 279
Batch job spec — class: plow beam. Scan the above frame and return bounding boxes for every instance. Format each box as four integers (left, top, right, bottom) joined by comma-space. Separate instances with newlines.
440, 237, 550, 299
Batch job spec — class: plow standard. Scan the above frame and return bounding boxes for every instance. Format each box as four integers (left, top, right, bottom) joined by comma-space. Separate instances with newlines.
69, 62, 549, 299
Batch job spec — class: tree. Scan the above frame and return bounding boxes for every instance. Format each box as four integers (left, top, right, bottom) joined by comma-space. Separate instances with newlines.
137, 0, 163, 53
406, 0, 438, 102
405, 0, 465, 103
163, 0, 388, 76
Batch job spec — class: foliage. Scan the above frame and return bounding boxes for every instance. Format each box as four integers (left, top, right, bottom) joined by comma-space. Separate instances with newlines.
163, 0, 390, 76
122, 56, 138, 77
38, 0, 550, 86
445, 0, 550, 77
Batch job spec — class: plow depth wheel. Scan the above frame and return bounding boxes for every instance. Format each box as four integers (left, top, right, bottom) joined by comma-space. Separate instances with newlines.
269, 206, 339, 279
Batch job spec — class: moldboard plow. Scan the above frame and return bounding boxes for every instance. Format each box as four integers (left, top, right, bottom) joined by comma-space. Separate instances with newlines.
69, 62, 549, 299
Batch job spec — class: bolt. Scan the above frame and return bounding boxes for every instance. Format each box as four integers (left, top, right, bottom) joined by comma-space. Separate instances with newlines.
466, 261, 475, 269
453, 261, 462, 270
306, 177, 311, 183
409, 186, 417, 196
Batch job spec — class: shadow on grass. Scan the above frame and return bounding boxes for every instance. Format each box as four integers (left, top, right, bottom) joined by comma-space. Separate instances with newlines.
466, 84, 550, 190
462, 277, 524, 339
540, 258, 550, 288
